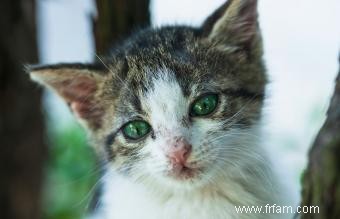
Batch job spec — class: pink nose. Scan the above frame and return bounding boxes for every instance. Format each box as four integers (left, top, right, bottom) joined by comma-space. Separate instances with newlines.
166, 137, 192, 165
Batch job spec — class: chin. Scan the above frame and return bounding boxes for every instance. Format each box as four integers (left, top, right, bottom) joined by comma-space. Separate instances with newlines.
151, 166, 214, 191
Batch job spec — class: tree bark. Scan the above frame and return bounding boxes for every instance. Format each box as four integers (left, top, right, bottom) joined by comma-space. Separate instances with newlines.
93, 0, 151, 54
0, 1, 45, 219
300, 57, 340, 219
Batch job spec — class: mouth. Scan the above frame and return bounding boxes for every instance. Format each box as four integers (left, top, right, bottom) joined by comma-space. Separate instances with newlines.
167, 163, 202, 180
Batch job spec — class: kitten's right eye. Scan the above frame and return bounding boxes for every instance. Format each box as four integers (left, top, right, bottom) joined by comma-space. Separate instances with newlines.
122, 120, 151, 140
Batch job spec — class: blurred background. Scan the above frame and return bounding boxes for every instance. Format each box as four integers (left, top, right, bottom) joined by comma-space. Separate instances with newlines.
1, 0, 339, 219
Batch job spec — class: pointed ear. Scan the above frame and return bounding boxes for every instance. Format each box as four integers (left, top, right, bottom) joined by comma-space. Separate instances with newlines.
29, 63, 107, 130
200, 0, 259, 52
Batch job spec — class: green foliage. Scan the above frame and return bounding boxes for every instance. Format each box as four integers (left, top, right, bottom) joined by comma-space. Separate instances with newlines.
42, 122, 98, 219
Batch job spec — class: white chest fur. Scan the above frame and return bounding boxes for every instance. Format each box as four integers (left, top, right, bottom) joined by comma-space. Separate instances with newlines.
90, 171, 285, 219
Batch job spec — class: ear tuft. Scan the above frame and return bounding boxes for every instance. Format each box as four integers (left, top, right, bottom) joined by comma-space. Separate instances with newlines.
29, 63, 107, 130
201, 0, 259, 51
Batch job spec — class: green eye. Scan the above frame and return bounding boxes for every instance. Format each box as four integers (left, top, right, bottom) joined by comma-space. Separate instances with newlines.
191, 94, 218, 117
122, 120, 151, 140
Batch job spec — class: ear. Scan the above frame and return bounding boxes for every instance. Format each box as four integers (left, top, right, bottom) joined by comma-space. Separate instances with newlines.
200, 0, 259, 52
29, 63, 107, 130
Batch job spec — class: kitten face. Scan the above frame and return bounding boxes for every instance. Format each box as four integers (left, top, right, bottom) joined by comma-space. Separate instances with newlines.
103, 44, 265, 189
30, 0, 266, 190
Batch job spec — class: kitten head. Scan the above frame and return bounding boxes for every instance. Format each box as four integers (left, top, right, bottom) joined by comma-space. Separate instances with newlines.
30, 0, 267, 190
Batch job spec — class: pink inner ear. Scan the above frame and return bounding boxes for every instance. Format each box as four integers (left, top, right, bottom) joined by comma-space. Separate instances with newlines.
58, 76, 97, 102
70, 100, 104, 128
51, 76, 104, 128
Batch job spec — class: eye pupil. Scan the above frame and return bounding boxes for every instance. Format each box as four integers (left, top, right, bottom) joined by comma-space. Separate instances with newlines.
123, 120, 151, 140
191, 94, 218, 116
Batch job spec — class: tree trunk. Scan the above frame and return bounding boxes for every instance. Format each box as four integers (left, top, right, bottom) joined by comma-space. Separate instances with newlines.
0, 1, 45, 219
93, 0, 150, 54
300, 56, 340, 219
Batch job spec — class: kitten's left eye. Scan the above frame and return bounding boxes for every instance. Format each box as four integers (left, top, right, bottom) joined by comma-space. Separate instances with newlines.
122, 120, 151, 140
190, 94, 218, 117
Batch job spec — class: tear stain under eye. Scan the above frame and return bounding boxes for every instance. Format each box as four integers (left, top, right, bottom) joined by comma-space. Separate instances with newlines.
105, 130, 147, 161
181, 116, 191, 128
104, 131, 119, 160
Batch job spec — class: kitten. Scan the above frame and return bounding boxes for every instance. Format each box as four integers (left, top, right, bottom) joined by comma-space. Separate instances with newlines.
30, 0, 287, 218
